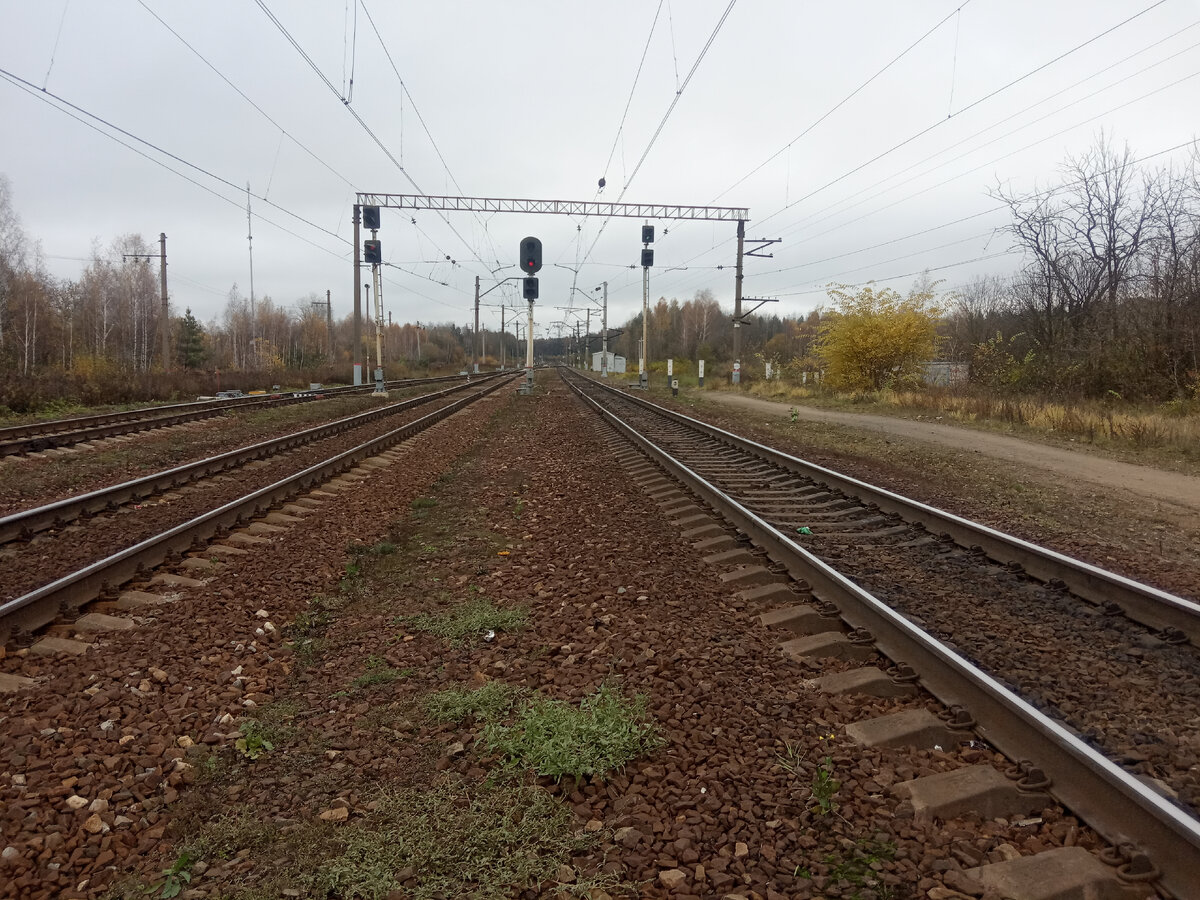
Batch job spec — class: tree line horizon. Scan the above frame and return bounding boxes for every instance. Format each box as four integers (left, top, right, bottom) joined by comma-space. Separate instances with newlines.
2, 136, 1198, 407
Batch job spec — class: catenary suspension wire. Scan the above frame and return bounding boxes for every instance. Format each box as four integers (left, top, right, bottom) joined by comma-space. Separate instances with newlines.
252, 0, 486, 275
755, 0, 1169, 229
136, 0, 357, 190
0, 68, 471, 314
652, 17, 1193, 299
598, 0, 665, 189
358, 1, 503, 268
571, 0, 738, 304
709, 1, 972, 205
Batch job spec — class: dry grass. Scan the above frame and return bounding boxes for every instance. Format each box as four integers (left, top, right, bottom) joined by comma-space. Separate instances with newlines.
742, 381, 1200, 459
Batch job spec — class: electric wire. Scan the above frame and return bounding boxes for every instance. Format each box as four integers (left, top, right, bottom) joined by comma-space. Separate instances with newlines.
571, 0, 738, 304
650, 17, 1195, 300
0, 67, 472, 318
252, 0, 496, 280
358, 1, 503, 268
777, 24, 1200, 243
136, 0, 357, 191
710, 1, 973, 205
0, 66, 346, 245
755, 0, 1169, 229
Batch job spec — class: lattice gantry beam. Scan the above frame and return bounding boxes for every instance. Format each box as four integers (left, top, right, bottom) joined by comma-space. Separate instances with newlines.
355, 194, 749, 222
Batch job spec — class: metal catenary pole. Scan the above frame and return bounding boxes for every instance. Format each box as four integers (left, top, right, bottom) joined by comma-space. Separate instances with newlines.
525, 300, 535, 371
474, 276, 481, 373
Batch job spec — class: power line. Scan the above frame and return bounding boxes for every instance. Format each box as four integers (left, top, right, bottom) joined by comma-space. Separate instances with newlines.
756, 0, 1169, 230
778, 24, 1200, 243
645, 15, 1193, 300
710, 1, 973, 205
136, 1, 357, 192
252, 0, 495, 278
571, 0, 738, 304
0, 67, 471, 315
358, 1, 502, 267
775, 250, 1022, 298
597, 0, 665, 190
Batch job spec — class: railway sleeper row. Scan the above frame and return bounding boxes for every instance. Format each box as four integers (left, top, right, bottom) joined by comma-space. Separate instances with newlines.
567, 370, 1199, 900
0, 376, 513, 651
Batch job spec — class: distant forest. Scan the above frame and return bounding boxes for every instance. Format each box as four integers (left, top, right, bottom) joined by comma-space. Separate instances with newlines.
2, 138, 1198, 404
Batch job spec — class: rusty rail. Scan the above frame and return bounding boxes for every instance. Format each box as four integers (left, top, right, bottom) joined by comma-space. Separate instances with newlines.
564, 369, 1200, 899
0, 375, 513, 645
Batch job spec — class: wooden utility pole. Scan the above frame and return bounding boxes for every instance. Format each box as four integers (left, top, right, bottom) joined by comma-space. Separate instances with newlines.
159, 233, 169, 371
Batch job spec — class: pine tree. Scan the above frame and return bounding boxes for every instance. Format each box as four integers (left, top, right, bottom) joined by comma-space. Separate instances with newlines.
177, 308, 207, 369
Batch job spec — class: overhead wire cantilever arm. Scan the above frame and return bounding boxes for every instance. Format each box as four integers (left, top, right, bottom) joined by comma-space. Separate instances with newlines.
736, 298, 779, 321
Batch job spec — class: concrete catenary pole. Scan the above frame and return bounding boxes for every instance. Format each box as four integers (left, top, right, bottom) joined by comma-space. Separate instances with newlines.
325, 289, 333, 360
159, 233, 169, 371
474, 276, 481, 373
600, 282, 608, 378
732, 218, 745, 385
352, 204, 362, 385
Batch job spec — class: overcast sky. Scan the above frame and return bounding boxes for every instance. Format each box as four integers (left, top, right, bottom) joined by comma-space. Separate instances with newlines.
2, 0, 1197, 338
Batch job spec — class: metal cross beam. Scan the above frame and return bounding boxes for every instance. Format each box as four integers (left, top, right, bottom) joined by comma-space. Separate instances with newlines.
355, 193, 749, 222
735, 297, 779, 322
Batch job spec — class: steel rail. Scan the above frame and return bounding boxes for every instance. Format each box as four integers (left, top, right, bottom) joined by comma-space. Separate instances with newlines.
579, 376, 1200, 644
0, 375, 514, 646
0, 374, 475, 456
564, 371, 1200, 898
0, 375, 502, 545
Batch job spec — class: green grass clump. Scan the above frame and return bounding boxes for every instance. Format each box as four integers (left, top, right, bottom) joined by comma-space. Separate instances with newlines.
483, 683, 662, 781
353, 655, 410, 689
175, 778, 602, 900
308, 778, 599, 899
399, 598, 527, 644
423, 681, 522, 724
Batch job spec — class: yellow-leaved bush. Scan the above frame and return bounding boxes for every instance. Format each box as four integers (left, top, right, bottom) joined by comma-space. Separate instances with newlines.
816, 283, 943, 391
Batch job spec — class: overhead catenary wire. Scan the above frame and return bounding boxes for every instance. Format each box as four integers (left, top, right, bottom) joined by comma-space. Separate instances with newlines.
648, 14, 1194, 302
136, 0, 357, 191
0, 66, 473, 320
570, 0, 738, 305
252, 0, 492, 280
358, 0, 503, 269
775, 23, 1200, 243
755, 0, 1170, 230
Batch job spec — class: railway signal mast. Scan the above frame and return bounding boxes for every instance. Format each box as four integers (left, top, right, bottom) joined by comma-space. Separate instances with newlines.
640, 225, 654, 389
520, 237, 542, 389
362, 205, 387, 395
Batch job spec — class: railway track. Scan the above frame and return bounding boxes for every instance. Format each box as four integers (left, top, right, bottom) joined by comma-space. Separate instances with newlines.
564, 369, 1200, 899
0, 373, 515, 646
0, 373, 473, 457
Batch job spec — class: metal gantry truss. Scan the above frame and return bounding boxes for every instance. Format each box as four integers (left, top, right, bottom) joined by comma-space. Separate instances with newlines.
351, 193, 779, 386
355, 194, 749, 222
